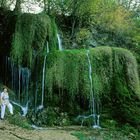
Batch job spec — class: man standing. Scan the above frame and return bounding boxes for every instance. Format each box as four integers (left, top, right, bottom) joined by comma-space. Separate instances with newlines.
0, 87, 13, 119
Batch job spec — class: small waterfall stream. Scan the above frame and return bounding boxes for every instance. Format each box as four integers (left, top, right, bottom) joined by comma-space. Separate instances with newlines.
86, 49, 101, 129
41, 41, 49, 108
8, 58, 18, 93
20, 67, 31, 102
11, 101, 29, 116
35, 80, 38, 109
8, 58, 31, 103
10, 59, 15, 90
86, 50, 95, 115
7, 57, 31, 116
57, 33, 63, 51
18, 66, 21, 101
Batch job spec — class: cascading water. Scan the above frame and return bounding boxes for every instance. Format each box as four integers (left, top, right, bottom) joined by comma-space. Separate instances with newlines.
40, 41, 49, 108
8, 58, 19, 94
76, 114, 94, 126
10, 59, 15, 90
97, 115, 100, 126
57, 33, 63, 51
11, 101, 29, 116
35, 80, 38, 108
20, 67, 30, 101
8, 57, 31, 104
7, 57, 31, 116
86, 50, 94, 114
18, 66, 21, 101
86, 49, 101, 129
75, 50, 101, 128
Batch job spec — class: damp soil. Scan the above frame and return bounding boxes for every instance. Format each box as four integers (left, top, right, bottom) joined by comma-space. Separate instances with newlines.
0, 120, 78, 140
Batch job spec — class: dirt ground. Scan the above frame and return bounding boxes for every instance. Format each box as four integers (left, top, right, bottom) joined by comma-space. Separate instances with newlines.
0, 121, 78, 140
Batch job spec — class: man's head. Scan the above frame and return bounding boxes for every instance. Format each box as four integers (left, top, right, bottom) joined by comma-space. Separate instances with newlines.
3, 87, 7, 92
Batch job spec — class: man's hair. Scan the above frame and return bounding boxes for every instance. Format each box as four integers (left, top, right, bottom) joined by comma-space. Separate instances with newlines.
3, 86, 8, 90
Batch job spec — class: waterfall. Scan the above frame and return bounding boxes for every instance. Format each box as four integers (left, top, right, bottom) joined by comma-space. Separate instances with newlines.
8, 59, 19, 93
12, 101, 29, 116
7, 58, 31, 115
35, 80, 38, 108
57, 33, 63, 51
11, 59, 14, 90
97, 115, 100, 126
18, 66, 21, 101
46, 41, 49, 53
19, 67, 30, 102
76, 114, 94, 127
86, 50, 94, 115
75, 50, 101, 128
8, 58, 31, 103
19, 67, 31, 102
41, 41, 49, 108
86, 49, 101, 129
41, 55, 47, 107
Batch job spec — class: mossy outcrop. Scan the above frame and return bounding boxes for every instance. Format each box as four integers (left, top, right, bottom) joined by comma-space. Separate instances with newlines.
11, 13, 58, 67
45, 47, 140, 126
0, 9, 140, 128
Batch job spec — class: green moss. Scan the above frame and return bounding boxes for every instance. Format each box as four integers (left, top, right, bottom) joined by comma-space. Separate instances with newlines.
45, 47, 140, 126
90, 47, 113, 98
46, 49, 90, 101
46, 47, 113, 102
48, 18, 58, 51
111, 47, 140, 125
113, 48, 140, 98
72, 131, 90, 140
8, 114, 31, 129
11, 13, 58, 67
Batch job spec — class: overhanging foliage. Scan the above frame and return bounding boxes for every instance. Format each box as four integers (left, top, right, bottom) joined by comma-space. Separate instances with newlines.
45, 47, 140, 125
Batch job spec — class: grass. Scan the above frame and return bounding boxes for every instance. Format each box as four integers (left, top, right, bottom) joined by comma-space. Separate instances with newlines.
72, 131, 90, 140
71, 125, 140, 140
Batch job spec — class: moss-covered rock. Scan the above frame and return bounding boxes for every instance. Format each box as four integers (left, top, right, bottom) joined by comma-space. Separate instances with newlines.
11, 13, 58, 67
45, 47, 140, 127
0, 9, 140, 128
111, 48, 140, 125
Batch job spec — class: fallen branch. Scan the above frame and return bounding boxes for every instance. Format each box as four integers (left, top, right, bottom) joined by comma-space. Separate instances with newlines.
9, 132, 32, 140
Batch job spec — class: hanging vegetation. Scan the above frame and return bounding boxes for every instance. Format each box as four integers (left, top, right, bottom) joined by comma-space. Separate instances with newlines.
0, 8, 140, 129
45, 47, 140, 126
11, 13, 58, 67
111, 48, 140, 125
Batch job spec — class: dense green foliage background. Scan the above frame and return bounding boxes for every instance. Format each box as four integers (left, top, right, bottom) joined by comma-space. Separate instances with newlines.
0, 0, 140, 132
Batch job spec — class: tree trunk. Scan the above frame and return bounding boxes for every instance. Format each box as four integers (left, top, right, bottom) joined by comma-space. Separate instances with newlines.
47, 0, 51, 15
14, 0, 21, 12
43, 0, 47, 12
70, 0, 78, 39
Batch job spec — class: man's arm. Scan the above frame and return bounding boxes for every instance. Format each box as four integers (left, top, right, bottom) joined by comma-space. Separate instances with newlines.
0, 92, 3, 105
